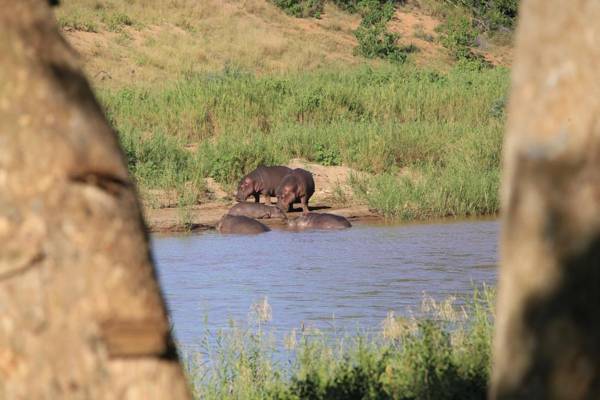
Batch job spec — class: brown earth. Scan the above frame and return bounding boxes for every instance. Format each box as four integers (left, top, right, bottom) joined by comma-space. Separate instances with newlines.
145, 203, 380, 234
55, 0, 512, 89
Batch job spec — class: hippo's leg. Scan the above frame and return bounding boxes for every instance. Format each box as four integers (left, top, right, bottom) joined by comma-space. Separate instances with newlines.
254, 193, 260, 203
300, 196, 310, 215
263, 193, 272, 205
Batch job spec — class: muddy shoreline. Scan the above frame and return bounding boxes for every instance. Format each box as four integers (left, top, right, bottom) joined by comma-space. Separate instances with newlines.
144, 202, 382, 234
144, 201, 499, 235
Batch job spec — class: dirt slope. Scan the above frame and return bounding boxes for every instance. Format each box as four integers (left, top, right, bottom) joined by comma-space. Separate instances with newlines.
53, 0, 478, 87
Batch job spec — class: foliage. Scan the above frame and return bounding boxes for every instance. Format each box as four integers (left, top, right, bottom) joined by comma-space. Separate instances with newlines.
102, 11, 135, 32
437, 13, 488, 69
101, 64, 509, 218
353, 0, 416, 62
313, 143, 342, 166
448, 0, 518, 30
270, 0, 325, 17
186, 288, 495, 399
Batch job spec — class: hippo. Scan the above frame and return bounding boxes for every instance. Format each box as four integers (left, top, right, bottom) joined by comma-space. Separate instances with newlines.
276, 168, 315, 215
217, 215, 271, 234
287, 212, 352, 230
227, 202, 287, 219
236, 166, 293, 204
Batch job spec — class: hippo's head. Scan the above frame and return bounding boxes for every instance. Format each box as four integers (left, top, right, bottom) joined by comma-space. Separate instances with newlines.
276, 184, 295, 211
235, 176, 254, 202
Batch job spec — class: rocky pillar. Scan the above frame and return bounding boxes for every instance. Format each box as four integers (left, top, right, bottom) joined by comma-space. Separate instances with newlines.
0, 1, 191, 398
492, 0, 600, 398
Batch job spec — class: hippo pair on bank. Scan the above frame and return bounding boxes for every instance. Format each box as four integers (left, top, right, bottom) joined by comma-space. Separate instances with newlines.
218, 212, 351, 234
235, 166, 315, 215
217, 165, 351, 234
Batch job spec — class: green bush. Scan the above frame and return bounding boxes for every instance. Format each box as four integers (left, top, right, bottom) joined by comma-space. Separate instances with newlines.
103, 11, 135, 32
450, 0, 518, 30
438, 14, 477, 60
353, 0, 418, 62
270, 0, 325, 18
313, 143, 342, 166
354, 25, 416, 63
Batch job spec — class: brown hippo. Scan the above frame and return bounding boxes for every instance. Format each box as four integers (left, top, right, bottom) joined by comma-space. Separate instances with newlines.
227, 203, 287, 219
287, 212, 351, 230
217, 215, 271, 234
236, 166, 293, 204
276, 168, 315, 215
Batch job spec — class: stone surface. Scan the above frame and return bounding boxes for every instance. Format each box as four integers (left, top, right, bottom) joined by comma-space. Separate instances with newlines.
0, 2, 190, 398
492, 0, 600, 398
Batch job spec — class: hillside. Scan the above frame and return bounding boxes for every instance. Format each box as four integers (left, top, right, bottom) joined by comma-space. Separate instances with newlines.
52, 0, 513, 230
54, 0, 511, 88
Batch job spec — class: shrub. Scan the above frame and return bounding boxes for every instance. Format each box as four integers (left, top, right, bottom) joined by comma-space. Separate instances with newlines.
450, 0, 518, 30
353, 0, 417, 62
313, 143, 342, 166
103, 11, 134, 32
270, 0, 325, 18
438, 14, 477, 60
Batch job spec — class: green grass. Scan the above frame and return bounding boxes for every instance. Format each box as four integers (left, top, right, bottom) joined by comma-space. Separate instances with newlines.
100, 63, 508, 217
184, 287, 495, 399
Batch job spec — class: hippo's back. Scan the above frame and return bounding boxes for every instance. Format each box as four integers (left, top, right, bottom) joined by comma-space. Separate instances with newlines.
227, 203, 282, 219
290, 212, 351, 230
254, 166, 293, 195
278, 168, 315, 196
217, 215, 270, 234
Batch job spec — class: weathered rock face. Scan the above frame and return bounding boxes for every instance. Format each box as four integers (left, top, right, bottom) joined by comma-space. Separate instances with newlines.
0, 2, 190, 399
492, 0, 600, 398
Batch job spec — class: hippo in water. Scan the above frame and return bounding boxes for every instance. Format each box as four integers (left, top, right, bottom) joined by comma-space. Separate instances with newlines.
236, 166, 293, 204
227, 202, 287, 219
217, 215, 271, 234
287, 212, 351, 230
276, 168, 315, 215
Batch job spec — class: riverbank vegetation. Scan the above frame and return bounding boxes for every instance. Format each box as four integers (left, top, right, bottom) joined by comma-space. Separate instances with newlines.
55, 0, 513, 221
101, 64, 508, 219
184, 287, 495, 399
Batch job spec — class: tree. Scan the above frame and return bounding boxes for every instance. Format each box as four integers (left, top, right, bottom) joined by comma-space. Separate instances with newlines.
0, 1, 191, 398
492, 0, 600, 398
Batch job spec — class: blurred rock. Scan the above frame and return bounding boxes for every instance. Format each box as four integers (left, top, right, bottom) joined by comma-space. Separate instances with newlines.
0, 1, 190, 398
492, 1, 600, 398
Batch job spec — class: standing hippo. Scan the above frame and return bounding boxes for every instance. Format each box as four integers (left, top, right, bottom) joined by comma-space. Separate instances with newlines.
217, 215, 271, 234
236, 166, 293, 204
276, 168, 315, 215
287, 212, 352, 230
227, 203, 287, 219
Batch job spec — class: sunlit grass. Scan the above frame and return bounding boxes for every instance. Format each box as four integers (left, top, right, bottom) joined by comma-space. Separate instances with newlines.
99, 63, 507, 218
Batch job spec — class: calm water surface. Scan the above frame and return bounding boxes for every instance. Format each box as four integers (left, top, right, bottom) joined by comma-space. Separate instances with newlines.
153, 219, 499, 348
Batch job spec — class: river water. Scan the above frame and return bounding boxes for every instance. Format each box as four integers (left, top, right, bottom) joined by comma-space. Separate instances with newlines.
153, 219, 499, 349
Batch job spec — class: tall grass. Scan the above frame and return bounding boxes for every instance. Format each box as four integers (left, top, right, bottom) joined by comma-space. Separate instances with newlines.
99, 63, 507, 218
185, 288, 495, 399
